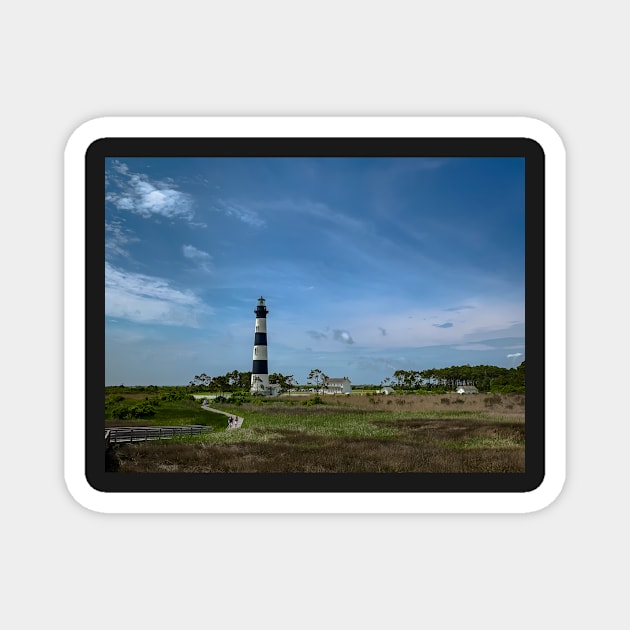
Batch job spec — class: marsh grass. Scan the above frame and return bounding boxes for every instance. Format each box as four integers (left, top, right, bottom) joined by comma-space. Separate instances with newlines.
114, 393, 525, 473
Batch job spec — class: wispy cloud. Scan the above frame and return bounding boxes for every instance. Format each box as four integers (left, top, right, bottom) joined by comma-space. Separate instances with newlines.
107, 161, 195, 221
182, 244, 213, 273
443, 305, 475, 312
105, 221, 139, 259
452, 343, 495, 351
105, 262, 211, 327
307, 330, 327, 341
348, 355, 409, 372
284, 199, 366, 233
246, 198, 369, 234
433, 322, 454, 329
212, 199, 265, 228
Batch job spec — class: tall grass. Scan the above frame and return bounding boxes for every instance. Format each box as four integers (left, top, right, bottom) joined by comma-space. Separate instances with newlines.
112, 393, 525, 473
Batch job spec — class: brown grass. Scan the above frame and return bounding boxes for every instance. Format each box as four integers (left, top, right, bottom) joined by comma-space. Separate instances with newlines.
112, 393, 525, 473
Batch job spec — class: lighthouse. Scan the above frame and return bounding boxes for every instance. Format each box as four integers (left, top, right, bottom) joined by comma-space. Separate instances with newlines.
251, 296, 270, 393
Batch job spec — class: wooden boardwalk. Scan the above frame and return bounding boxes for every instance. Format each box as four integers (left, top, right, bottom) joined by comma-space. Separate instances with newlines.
105, 425, 214, 445
105, 406, 244, 447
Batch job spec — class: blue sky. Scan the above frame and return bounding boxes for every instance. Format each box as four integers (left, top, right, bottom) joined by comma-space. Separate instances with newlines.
105, 156, 525, 386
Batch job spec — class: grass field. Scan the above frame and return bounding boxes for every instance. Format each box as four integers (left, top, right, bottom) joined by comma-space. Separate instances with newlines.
105, 396, 227, 430
109, 392, 525, 473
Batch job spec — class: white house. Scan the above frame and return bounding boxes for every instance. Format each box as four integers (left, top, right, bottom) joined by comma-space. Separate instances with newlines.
455, 385, 479, 394
379, 386, 395, 395
324, 377, 352, 394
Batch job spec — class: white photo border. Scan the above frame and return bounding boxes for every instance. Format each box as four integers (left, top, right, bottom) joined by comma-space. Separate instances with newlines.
64, 116, 565, 513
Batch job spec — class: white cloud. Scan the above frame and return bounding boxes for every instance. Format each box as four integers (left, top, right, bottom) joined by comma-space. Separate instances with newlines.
107, 161, 194, 221
111, 161, 129, 175
105, 262, 211, 327
333, 329, 355, 344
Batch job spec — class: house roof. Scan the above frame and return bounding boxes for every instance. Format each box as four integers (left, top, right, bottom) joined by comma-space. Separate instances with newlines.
325, 377, 351, 383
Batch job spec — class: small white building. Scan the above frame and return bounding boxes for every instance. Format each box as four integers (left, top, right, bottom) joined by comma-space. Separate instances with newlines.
455, 385, 479, 394
324, 377, 352, 394
379, 386, 395, 395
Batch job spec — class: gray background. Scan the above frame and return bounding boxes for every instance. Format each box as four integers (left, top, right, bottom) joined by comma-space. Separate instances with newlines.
3, 1, 625, 628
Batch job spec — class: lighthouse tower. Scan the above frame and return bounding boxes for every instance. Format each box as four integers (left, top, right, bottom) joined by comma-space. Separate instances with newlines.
251, 296, 270, 393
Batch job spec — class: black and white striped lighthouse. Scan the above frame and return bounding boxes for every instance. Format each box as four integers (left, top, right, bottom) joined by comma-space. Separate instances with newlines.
251, 296, 269, 393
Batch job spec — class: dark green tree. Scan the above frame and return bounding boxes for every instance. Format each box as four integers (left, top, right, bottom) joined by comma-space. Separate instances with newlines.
269, 373, 297, 394
307, 369, 329, 394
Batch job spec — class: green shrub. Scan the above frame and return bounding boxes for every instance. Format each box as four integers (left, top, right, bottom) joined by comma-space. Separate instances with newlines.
302, 396, 324, 407
110, 404, 131, 419
128, 401, 157, 418
159, 390, 193, 402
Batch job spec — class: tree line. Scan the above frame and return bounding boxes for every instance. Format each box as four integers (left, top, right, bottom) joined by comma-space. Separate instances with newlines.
187, 361, 525, 394
383, 361, 525, 393
188, 370, 297, 393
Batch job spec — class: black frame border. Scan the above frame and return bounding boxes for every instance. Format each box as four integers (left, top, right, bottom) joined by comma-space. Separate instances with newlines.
87, 137, 544, 494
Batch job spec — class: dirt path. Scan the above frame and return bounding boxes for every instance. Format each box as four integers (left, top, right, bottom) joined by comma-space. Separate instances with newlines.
201, 405, 244, 429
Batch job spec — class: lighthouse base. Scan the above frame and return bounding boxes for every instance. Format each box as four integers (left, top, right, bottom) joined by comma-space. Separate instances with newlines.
251, 373, 269, 394
250, 374, 282, 396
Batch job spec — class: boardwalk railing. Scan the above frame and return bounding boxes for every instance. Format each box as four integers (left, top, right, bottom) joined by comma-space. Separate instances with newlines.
105, 425, 214, 445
